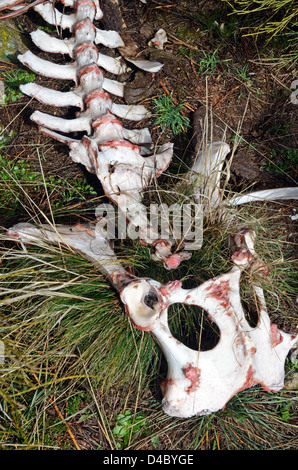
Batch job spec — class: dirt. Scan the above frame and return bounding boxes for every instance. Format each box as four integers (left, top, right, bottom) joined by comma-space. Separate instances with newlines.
0, 0, 297, 451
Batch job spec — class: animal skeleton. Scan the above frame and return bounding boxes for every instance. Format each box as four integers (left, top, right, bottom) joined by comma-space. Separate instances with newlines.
2, 0, 298, 418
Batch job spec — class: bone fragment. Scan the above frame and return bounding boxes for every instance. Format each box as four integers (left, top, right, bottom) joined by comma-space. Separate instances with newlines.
125, 58, 163, 73
189, 141, 231, 211
0, 0, 24, 11
7, 222, 131, 290
18, 51, 77, 81
20, 83, 84, 109
148, 29, 168, 49
14, 0, 189, 268
228, 187, 298, 206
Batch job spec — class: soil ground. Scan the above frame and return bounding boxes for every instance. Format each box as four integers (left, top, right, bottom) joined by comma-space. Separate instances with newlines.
0, 0, 297, 451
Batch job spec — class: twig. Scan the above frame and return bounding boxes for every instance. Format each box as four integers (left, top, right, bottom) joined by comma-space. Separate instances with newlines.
31, 373, 81, 450
167, 33, 199, 52
51, 397, 82, 451
0, 0, 44, 20
213, 84, 243, 108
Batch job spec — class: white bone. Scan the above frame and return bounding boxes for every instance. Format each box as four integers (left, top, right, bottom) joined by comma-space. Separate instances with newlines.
30, 31, 129, 74
110, 103, 150, 121
31, 110, 92, 134
58, 0, 103, 19
189, 135, 297, 219
94, 29, 124, 48
34, 3, 76, 30
125, 58, 163, 73
21, 82, 149, 121
148, 29, 168, 50
19, 51, 125, 96
30, 29, 74, 55
6, 222, 131, 290
190, 141, 231, 210
97, 52, 128, 75
0, 0, 24, 11
121, 229, 298, 417
14, 0, 191, 268
34, 3, 122, 46
20, 83, 84, 109
18, 51, 77, 81
228, 187, 298, 206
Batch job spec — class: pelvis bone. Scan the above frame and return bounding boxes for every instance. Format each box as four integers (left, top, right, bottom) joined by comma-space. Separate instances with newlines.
7, 223, 297, 418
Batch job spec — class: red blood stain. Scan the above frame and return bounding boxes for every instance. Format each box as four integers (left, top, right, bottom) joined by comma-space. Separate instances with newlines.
206, 280, 230, 309
78, 64, 103, 81
73, 20, 96, 35
160, 377, 176, 396
74, 42, 98, 58
237, 365, 255, 393
160, 280, 182, 297
98, 140, 141, 152
183, 365, 200, 393
84, 89, 110, 107
75, 0, 96, 12
231, 249, 251, 262
270, 324, 283, 348
92, 115, 123, 128
164, 254, 181, 270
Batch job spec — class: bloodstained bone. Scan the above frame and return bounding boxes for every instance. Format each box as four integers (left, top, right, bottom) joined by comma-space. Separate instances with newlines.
6, 0, 192, 269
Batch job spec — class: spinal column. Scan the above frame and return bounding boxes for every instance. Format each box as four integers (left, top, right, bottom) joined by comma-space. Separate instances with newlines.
17, 0, 191, 269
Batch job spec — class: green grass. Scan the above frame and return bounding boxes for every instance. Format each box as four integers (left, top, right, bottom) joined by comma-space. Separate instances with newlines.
152, 93, 191, 135
0, 130, 98, 219
0, 67, 36, 104
260, 148, 298, 176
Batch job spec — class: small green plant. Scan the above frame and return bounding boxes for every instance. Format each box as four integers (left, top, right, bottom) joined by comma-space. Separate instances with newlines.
260, 148, 298, 176
0, 129, 16, 148
1, 67, 36, 104
275, 400, 295, 422
0, 130, 97, 215
112, 410, 147, 449
198, 49, 220, 75
198, 48, 232, 75
152, 92, 190, 135
233, 63, 253, 82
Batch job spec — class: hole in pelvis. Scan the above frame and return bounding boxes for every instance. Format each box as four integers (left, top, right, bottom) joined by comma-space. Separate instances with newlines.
168, 304, 220, 351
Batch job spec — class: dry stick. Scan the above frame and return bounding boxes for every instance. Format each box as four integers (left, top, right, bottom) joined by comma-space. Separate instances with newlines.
0, 0, 44, 19
31, 373, 81, 450
213, 83, 243, 108
51, 397, 82, 451
167, 33, 199, 52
